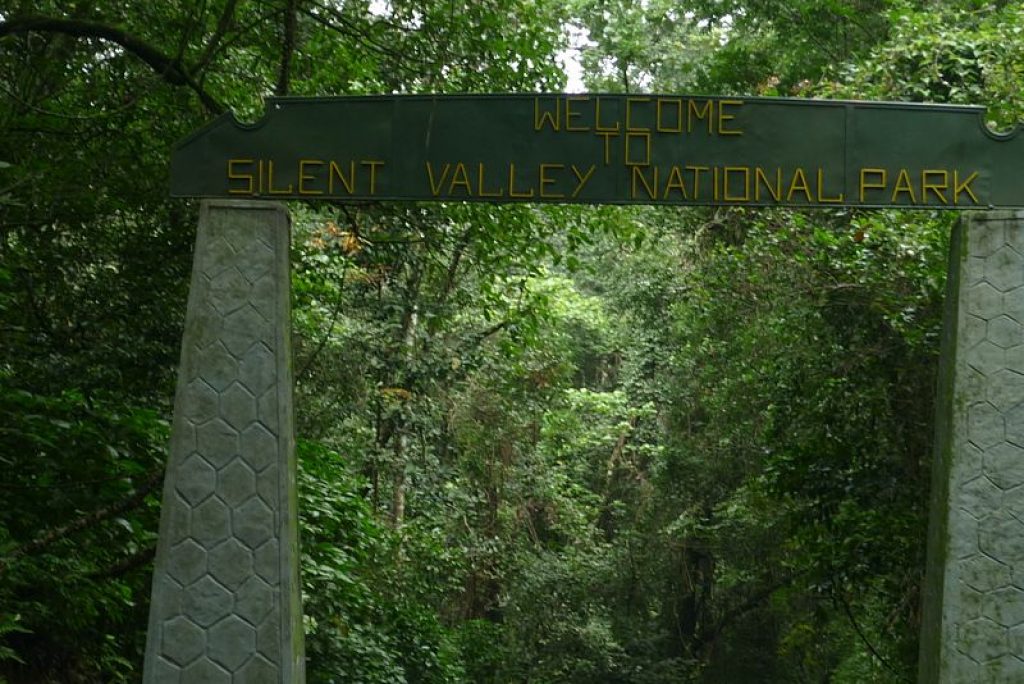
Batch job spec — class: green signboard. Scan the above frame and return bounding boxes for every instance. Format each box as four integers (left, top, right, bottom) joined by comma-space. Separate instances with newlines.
170, 94, 1022, 208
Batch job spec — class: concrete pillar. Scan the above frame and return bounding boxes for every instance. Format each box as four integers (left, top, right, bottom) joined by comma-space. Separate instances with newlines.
921, 211, 1024, 682
143, 201, 304, 683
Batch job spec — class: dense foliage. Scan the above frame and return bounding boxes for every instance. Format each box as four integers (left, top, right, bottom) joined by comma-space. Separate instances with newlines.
2, 0, 1023, 682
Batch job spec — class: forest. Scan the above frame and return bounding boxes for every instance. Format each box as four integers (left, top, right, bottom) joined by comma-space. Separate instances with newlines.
3, 0, 1024, 682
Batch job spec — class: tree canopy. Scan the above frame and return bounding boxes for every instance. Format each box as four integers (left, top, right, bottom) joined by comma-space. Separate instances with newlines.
2, 0, 1023, 682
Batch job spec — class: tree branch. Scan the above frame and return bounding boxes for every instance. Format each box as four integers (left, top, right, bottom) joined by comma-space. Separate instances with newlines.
834, 589, 911, 682
0, 15, 224, 113
86, 545, 157, 581
194, 0, 239, 76
0, 467, 163, 576
276, 0, 299, 96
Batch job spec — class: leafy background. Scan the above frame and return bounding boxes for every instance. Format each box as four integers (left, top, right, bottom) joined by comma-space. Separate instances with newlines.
2, 0, 1023, 681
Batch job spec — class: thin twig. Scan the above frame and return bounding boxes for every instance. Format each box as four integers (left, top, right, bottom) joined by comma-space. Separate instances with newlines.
835, 589, 911, 682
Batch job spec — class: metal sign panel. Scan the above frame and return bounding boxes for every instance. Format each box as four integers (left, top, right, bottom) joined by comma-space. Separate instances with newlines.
170, 94, 1022, 208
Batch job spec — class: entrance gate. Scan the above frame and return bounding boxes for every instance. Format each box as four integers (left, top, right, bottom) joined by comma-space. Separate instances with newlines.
147, 94, 1024, 683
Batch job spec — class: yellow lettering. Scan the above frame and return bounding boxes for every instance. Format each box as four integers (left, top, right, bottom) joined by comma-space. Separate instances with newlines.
632, 166, 658, 200
508, 163, 534, 198
755, 167, 781, 202
920, 170, 949, 205
626, 97, 651, 132
662, 165, 688, 199
539, 163, 564, 198
565, 97, 589, 131
954, 170, 979, 205
787, 168, 812, 202
571, 164, 596, 198
331, 161, 356, 195
688, 100, 713, 133
448, 162, 472, 196
717, 99, 743, 135
656, 98, 683, 133
597, 131, 618, 165
258, 160, 265, 194
891, 168, 916, 203
859, 168, 887, 203
687, 165, 710, 199
595, 97, 619, 132
625, 132, 651, 166
227, 159, 254, 195
816, 168, 843, 203
477, 163, 503, 198
362, 160, 383, 195
724, 166, 750, 201
534, 97, 560, 131
267, 160, 293, 195
298, 159, 323, 195
425, 162, 450, 196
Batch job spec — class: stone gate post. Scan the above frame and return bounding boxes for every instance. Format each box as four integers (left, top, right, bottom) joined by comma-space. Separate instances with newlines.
142, 201, 304, 683
921, 211, 1024, 682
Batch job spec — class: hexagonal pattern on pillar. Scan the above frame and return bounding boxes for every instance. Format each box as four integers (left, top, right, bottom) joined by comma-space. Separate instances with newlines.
219, 460, 256, 507
984, 443, 1024, 490
236, 576, 275, 625
148, 657, 180, 684
959, 617, 1010, 663
927, 215, 1024, 680
197, 343, 238, 392
960, 477, 1003, 521
258, 391, 278, 435
221, 383, 257, 432
983, 586, 1024, 628
1006, 403, 1024, 447
236, 654, 279, 684
256, 466, 278, 508
162, 616, 205, 666
970, 221, 1005, 257
203, 237, 235, 279
254, 540, 280, 584
237, 241, 273, 284
183, 576, 233, 628
257, 619, 281, 664
968, 282, 1004, 320
192, 496, 231, 548
182, 379, 220, 424
222, 306, 270, 357
164, 493, 192, 546
986, 247, 1024, 292
240, 344, 276, 396
987, 369, 1024, 412
240, 424, 277, 472
166, 539, 207, 586
143, 202, 301, 683
989, 316, 1024, 349
250, 274, 277, 321
209, 268, 250, 316
979, 512, 1024, 561
176, 454, 216, 505
962, 553, 1013, 595
969, 341, 1006, 377
182, 657, 231, 683
968, 402, 1005, 449
235, 498, 274, 549
197, 419, 239, 469
981, 654, 1024, 681
965, 314, 988, 349
208, 615, 256, 671
209, 538, 254, 591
